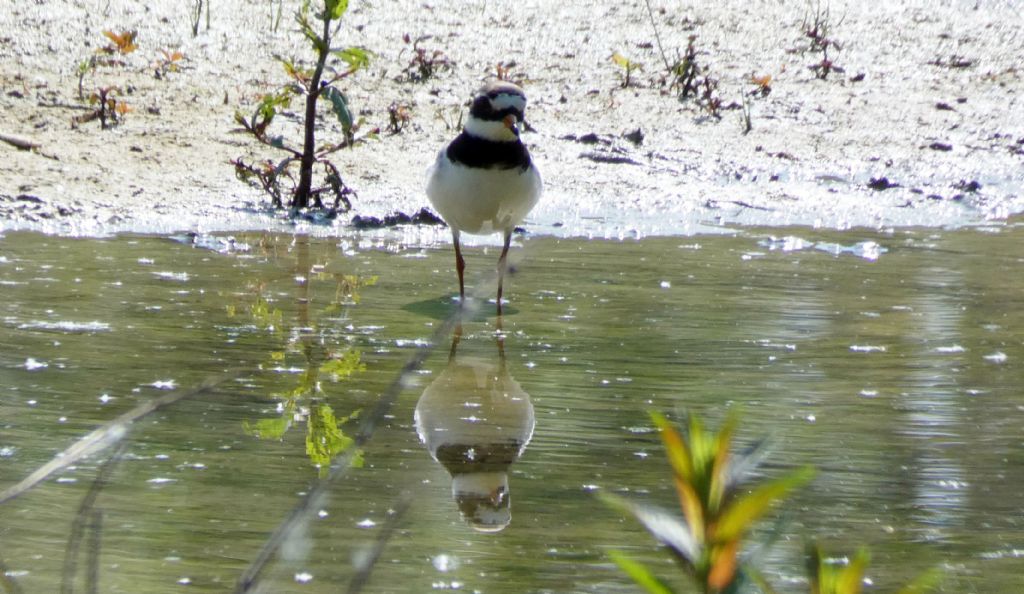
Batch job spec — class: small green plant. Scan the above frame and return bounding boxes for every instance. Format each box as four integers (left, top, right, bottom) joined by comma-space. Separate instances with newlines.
612, 51, 644, 88
698, 75, 722, 118
602, 412, 942, 594
801, 1, 844, 79
76, 30, 137, 100
739, 95, 753, 135
667, 35, 701, 98
674, 37, 722, 118
233, 0, 371, 211
603, 412, 814, 592
642, 2, 721, 117
72, 86, 130, 129
386, 100, 412, 134
153, 48, 185, 79
747, 543, 942, 594
398, 34, 453, 82
76, 56, 97, 100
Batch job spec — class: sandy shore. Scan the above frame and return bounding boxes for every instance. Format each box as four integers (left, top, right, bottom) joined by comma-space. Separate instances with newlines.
1, 0, 1022, 239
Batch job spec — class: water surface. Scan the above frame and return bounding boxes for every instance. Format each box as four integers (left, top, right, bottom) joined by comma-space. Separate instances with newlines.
1, 225, 1022, 592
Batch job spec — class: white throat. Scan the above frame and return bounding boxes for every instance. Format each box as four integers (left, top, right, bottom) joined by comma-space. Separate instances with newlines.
464, 116, 518, 142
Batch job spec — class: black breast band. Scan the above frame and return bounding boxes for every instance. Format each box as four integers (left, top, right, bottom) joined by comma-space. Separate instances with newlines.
447, 133, 532, 172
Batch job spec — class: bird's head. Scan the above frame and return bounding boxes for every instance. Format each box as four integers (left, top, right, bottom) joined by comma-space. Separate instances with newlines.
463, 81, 528, 142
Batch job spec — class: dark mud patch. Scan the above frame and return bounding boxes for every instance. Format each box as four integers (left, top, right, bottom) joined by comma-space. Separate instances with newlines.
0, 194, 82, 221
351, 207, 445, 230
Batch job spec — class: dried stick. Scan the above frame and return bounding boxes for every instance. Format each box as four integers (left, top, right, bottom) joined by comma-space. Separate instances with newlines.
0, 371, 240, 506
345, 492, 413, 594
643, 0, 673, 73
0, 133, 41, 151
60, 441, 126, 594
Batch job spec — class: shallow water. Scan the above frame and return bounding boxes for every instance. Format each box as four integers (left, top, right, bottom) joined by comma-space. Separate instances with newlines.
1, 224, 1023, 593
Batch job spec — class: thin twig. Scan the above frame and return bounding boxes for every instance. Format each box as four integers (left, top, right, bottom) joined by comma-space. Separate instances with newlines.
36, 101, 94, 111
0, 133, 41, 151
346, 492, 413, 594
86, 511, 102, 594
61, 441, 126, 594
0, 370, 241, 506
0, 555, 26, 594
643, 0, 672, 73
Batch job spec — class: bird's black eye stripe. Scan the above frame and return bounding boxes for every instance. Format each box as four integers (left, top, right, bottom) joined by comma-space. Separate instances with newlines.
469, 101, 523, 123
470, 95, 493, 119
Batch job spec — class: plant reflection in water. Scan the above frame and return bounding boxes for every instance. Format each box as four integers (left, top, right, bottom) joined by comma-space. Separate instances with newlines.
239, 234, 376, 476
415, 323, 535, 532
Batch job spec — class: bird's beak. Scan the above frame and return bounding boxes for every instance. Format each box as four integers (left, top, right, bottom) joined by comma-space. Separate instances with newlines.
503, 114, 520, 137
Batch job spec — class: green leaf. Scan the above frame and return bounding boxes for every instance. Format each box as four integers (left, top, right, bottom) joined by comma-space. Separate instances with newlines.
292, 366, 320, 399
650, 411, 692, 482
306, 403, 354, 476
611, 51, 632, 69
325, 0, 349, 20
599, 492, 700, 563
743, 566, 782, 594
714, 465, 815, 542
250, 296, 283, 330
836, 548, 869, 594
895, 567, 944, 594
321, 85, 353, 139
279, 58, 312, 82
243, 416, 291, 440
298, 16, 325, 54
319, 349, 365, 380
708, 412, 739, 514
333, 46, 371, 71
607, 550, 677, 594
807, 543, 827, 594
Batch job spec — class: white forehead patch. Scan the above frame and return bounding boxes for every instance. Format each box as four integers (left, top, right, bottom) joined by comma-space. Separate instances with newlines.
490, 92, 527, 113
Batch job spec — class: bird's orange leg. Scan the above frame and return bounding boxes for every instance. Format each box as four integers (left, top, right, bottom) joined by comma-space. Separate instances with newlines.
448, 322, 463, 362
496, 230, 512, 316
452, 229, 466, 304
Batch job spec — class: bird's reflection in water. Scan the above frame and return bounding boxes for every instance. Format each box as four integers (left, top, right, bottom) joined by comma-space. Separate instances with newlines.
414, 324, 534, 532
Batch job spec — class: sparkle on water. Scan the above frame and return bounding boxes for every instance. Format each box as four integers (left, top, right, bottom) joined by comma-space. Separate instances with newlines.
0, 224, 1022, 592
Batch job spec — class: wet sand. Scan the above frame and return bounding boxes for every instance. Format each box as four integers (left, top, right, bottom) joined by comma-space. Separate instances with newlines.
1, 0, 1022, 238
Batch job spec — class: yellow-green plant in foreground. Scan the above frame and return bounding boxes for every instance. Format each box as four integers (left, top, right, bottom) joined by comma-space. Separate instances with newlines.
604, 413, 942, 594
791, 544, 940, 594
603, 412, 814, 593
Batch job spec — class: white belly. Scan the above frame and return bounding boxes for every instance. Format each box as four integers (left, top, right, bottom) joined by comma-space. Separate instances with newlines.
426, 151, 542, 235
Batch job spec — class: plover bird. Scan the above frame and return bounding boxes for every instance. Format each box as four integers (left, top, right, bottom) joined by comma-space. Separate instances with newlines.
426, 81, 542, 314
